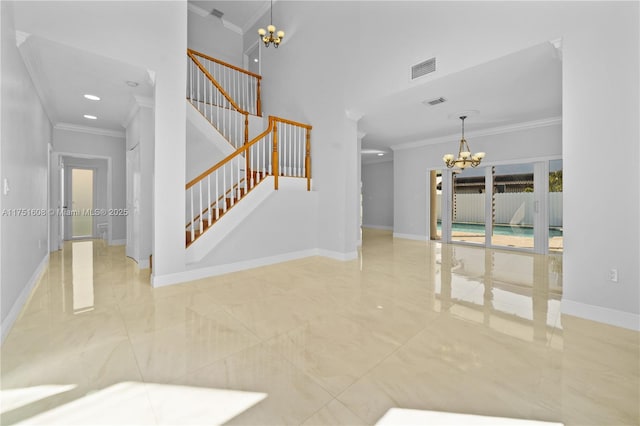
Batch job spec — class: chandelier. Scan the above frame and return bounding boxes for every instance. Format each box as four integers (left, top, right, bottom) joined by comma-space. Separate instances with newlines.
258, 0, 284, 48
443, 116, 485, 169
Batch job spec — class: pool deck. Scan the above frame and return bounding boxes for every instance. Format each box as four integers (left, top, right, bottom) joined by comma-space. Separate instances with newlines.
443, 232, 564, 251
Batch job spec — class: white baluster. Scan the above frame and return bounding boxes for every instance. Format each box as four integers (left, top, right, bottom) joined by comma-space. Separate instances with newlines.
289, 124, 293, 176
199, 181, 203, 233
207, 175, 211, 224
222, 163, 227, 212
230, 160, 235, 207
190, 188, 194, 242
215, 171, 220, 219
237, 156, 241, 199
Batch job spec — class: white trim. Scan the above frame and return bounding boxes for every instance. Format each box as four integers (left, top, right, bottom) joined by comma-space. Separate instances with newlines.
17, 36, 59, 124
110, 239, 126, 246
1, 254, 49, 344
154, 249, 316, 287
15, 30, 30, 47
222, 19, 243, 35
243, 1, 273, 35
393, 232, 427, 241
153, 248, 358, 288
363, 224, 393, 231
55, 123, 125, 139
187, 3, 209, 18
392, 117, 562, 152
562, 299, 640, 331
317, 249, 358, 261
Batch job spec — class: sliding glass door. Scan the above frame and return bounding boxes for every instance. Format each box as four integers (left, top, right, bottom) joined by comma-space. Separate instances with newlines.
437, 158, 562, 254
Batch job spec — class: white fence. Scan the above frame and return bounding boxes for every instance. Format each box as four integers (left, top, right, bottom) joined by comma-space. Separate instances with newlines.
436, 193, 563, 226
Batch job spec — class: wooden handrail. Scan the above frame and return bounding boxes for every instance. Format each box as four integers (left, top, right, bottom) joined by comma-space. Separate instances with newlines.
271, 116, 313, 130
188, 48, 262, 80
187, 51, 247, 115
186, 118, 275, 190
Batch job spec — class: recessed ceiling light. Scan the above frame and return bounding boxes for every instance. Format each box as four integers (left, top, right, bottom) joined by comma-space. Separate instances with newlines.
377, 153, 384, 156
253, 58, 259, 63
84, 94, 100, 101
126, 81, 139, 87
83, 114, 97, 120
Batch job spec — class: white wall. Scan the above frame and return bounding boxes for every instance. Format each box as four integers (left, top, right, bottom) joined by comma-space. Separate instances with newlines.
124, 101, 154, 267
53, 128, 126, 242
1, 1, 51, 341
362, 161, 393, 229
244, 1, 361, 258
194, 188, 319, 268
188, 7, 243, 67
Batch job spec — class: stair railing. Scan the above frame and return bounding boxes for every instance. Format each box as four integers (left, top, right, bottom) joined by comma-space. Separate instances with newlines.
187, 50, 250, 150
188, 49, 261, 116
186, 116, 312, 246
271, 117, 313, 191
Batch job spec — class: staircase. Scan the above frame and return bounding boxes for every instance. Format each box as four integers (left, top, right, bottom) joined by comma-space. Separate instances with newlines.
185, 49, 312, 247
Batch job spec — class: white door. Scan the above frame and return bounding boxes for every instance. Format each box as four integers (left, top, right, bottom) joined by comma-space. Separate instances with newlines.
126, 145, 141, 262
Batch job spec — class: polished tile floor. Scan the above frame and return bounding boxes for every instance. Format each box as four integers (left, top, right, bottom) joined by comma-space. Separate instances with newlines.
1, 230, 638, 425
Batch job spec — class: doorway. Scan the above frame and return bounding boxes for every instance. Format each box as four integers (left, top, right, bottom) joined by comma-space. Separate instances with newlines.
432, 158, 563, 254
63, 167, 97, 240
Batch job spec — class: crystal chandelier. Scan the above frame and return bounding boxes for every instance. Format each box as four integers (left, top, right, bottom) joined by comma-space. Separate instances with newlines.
443, 116, 485, 169
258, 0, 284, 48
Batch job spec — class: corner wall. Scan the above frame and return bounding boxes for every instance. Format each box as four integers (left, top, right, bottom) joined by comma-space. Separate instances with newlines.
1, 2, 51, 341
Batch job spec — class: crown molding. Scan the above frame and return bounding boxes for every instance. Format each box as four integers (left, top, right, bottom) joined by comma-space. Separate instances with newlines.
122, 95, 154, 128
16, 33, 59, 125
244, 1, 273, 35
188, 3, 242, 35
391, 117, 562, 152
15, 30, 30, 47
55, 122, 125, 139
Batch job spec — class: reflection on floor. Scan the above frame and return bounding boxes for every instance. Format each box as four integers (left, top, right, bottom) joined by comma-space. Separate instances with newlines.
1, 230, 638, 425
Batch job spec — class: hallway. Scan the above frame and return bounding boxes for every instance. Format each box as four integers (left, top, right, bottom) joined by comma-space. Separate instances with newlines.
1, 231, 638, 425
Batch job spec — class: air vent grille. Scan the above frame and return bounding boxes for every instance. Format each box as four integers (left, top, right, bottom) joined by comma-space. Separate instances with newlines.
210, 8, 224, 18
426, 97, 447, 106
411, 57, 436, 80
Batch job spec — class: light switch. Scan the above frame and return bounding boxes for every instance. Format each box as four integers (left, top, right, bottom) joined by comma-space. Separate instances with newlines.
3, 178, 9, 195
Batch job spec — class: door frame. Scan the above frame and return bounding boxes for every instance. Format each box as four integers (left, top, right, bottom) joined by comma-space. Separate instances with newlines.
428, 155, 562, 254
51, 152, 113, 244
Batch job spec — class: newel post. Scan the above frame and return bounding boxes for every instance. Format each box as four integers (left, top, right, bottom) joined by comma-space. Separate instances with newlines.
305, 128, 311, 191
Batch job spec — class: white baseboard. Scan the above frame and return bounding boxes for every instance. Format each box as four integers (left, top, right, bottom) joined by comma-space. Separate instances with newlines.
362, 225, 393, 231
1, 254, 49, 344
110, 239, 126, 246
316, 249, 358, 261
152, 247, 358, 288
393, 232, 427, 241
562, 299, 640, 331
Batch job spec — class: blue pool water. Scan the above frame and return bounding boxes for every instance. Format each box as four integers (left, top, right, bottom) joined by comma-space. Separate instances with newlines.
438, 222, 563, 237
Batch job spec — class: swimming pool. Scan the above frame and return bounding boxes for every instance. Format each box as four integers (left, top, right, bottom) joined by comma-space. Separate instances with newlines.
438, 222, 563, 237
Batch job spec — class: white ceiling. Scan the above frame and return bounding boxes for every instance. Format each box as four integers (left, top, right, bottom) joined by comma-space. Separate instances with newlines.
189, 1, 269, 34
17, 35, 154, 133
14, 2, 561, 157
358, 41, 562, 158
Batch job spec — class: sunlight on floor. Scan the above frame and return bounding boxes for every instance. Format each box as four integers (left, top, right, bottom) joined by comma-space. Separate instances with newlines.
12, 382, 266, 425
0, 385, 77, 414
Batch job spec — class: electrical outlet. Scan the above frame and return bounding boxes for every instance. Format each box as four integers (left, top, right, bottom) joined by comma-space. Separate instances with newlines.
608, 268, 618, 283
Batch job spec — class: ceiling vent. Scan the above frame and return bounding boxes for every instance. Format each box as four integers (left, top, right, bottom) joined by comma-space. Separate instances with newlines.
210, 8, 224, 19
424, 97, 447, 106
411, 57, 436, 80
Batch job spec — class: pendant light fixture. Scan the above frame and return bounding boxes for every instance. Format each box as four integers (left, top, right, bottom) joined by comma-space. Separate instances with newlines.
258, 0, 284, 48
443, 116, 485, 169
